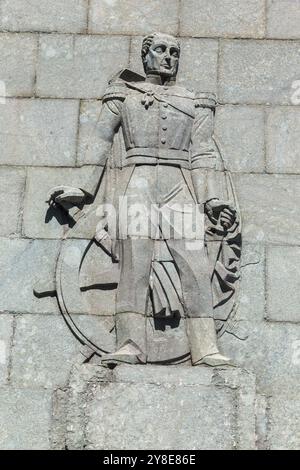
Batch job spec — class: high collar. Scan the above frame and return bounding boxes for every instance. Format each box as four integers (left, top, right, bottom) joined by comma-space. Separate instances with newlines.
145, 73, 176, 87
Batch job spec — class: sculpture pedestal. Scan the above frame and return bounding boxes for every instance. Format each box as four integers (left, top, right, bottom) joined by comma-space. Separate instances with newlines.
52, 364, 257, 450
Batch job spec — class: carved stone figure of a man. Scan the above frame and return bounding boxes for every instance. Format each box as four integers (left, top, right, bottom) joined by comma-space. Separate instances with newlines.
49, 33, 237, 366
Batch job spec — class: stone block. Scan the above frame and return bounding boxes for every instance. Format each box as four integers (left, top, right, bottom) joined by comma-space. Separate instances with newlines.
86, 380, 234, 450
267, 0, 300, 39
36, 34, 130, 99
0, 314, 13, 385
89, 0, 179, 35
23, 166, 100, 238
219, 40, 300, 105
77, 100, 102, 165
266, 246, 300, 322
0, 0, 87, 33
59, 364, 256, 450
268, 394, 300, 450
0, 168, 25, 236
0, 387, 51, 449
0, 33, 37, 97
177, 38, 219, 93
266, 106, 300, 174
180, 0, 265, 38
11, 314, 114, 389
215, 105, 265, 172
0, 98, 79, 166
0, 238, 60, 314
233, 174, 300, 244
220, 321, 300, 395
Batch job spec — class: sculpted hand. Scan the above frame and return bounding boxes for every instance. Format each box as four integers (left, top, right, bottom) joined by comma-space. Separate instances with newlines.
205, 199, 237, 230
47, 186, 85, 208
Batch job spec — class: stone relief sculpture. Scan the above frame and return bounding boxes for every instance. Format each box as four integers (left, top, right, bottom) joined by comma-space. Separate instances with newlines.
35, 33, 242, 367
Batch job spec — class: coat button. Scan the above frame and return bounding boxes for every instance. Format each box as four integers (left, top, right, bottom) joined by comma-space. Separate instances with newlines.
161, 115, 167, 119
162, 125, 167, 131
161, 138, 166, 144
163, 103, 168, 108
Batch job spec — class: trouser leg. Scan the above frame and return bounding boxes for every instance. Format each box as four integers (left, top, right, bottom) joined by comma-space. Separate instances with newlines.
115, 238, 154, 359
166, 239, 213, 318
167, 240, 225, 364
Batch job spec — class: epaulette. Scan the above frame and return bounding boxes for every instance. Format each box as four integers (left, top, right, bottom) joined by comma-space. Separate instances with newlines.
102, 80, 127, 102
103, 68, 145, 102
194, 92, 217, 109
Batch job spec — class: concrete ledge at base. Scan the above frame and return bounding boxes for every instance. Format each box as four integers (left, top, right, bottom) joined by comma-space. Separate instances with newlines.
52, 364, 257, 450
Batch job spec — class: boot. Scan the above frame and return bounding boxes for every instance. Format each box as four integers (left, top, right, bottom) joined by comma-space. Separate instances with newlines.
187, 317, 232, 366
101, 312, 147, 366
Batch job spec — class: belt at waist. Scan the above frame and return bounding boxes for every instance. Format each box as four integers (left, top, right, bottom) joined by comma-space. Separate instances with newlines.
126, 147, 190, 162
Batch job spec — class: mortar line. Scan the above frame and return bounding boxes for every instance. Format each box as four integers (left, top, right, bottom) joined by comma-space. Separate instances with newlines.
216, 38, 222, 100
177, 0, 182, 37
19, 171, 27, 238
263, 244, 268, 322
264, 0, 269, 38
7, 314, 17, 384
265, 395, 272, 450
2, 163, 300, 176
32, 33, 40, 97
86, 0, 91, 35
75, 99, 82, 167
2, 309, 300, 326
0, 30, 299, 42
2, 95, 299, 108
2, 236, 300, 250
128, 35, 133, 70
263, 106, 268, 173
15, 166, 27, 237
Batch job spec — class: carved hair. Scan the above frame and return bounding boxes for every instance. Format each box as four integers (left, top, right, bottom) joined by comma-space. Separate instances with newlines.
141, 32, 181, 71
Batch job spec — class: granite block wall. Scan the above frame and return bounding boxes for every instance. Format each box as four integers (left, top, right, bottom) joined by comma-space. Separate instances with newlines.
0, 0, 299, 449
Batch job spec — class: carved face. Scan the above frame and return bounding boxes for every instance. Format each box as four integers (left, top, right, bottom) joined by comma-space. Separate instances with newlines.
144, 35, 180, 78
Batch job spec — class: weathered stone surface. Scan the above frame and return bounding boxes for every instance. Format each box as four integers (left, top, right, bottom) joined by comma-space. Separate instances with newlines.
77, 100, 102, 165
266, 246, 300, 323
23, 166, 99, 238
89, 0, 179, 35
0, 387, 51, 449
238, 244, 265, 322
0, 168, 25, 236
0, 99, 79, 166
266, 107, 300, 174
11, 311, 77, 388
255, 394, 269, 450
62, 364, 256, 450
147, 317, 190, 364
36, 35, 130, 99
219, 40, 300, 105
267, 0, 300, 39
0, 238, 60, 314
220, 322, 300, 395
113, 363, 213, 386
0, 315, 13, 385
215, 105, 265, 173
0, 0, 87, 33
233, 174, 300, 244
268, 394, 300, 450
11, 314, 114, 389
176, 38, 219, 93
0, 33, 37, 98
59, 238, 117, 316
180, 0, 265, 38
